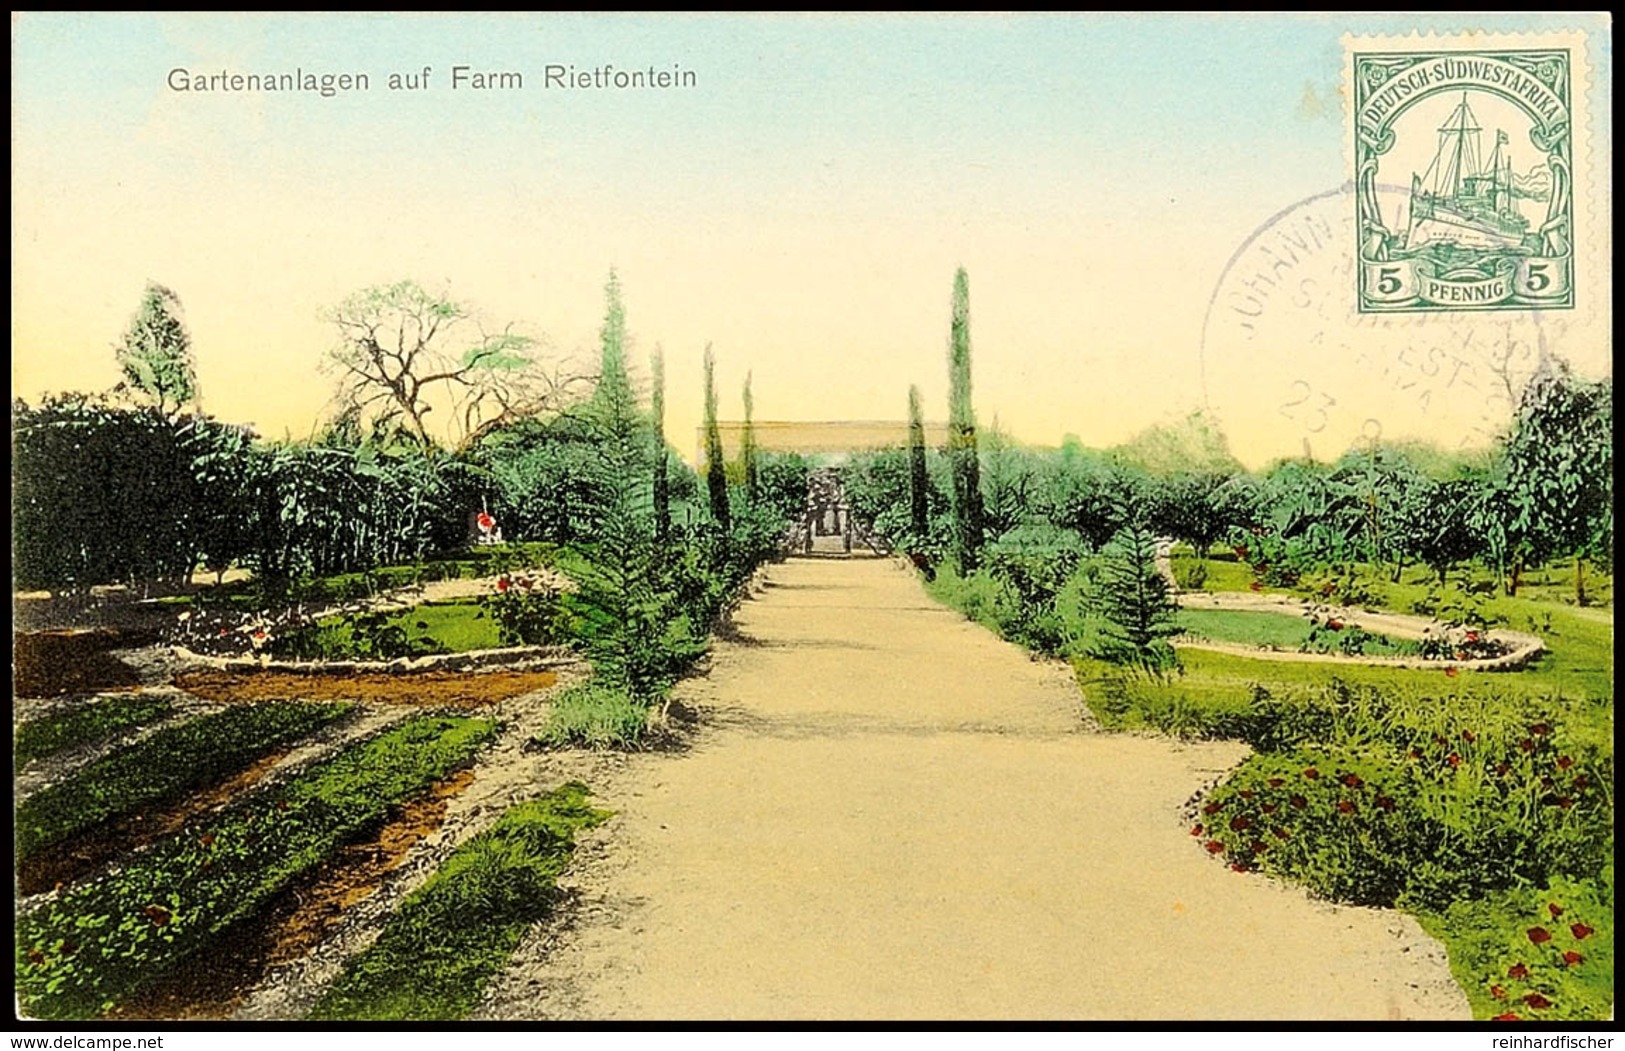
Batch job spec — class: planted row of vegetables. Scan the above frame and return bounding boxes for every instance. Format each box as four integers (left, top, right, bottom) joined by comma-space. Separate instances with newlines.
14, 694, 175, 770
17, 713, 497, 1020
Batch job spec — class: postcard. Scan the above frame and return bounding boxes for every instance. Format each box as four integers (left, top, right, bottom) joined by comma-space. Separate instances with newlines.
11, 12, 1613, 1027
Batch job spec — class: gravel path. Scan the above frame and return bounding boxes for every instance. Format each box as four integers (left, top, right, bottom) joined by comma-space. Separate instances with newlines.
474, 557, 1469, 1021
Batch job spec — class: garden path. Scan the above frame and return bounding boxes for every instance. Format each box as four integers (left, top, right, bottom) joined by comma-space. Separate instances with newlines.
478, 557, 1470, 1021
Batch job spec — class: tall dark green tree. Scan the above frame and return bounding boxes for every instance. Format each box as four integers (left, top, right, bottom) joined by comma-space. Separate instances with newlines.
702, 343, 731, 532
947, 267, 985, 569
115, 281, 198, 418
742, 370, 760, 505
651, 345, 671, 544
907, 384, 929, 539
1094, 517, 1183, 675
590, 269, 634, 421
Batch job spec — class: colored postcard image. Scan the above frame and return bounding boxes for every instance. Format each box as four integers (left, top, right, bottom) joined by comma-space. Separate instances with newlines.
10, 13, 1613, 1024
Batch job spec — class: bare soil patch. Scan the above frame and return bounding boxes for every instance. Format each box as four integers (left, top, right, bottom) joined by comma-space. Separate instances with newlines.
107, 768, 476, 1021
14, 630, 148, 697
174, 669, 559, 708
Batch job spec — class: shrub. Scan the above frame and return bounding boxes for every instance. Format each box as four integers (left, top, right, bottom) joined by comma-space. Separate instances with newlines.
533, 682, 649, 750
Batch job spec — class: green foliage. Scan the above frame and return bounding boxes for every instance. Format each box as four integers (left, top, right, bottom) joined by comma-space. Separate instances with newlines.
114, 282, 197, 417
946, 267, 985, 570
1172, 556, 1208, 591
16, 702, 352, 864
308, 783, 609, 1020
1419, 873, 1613, 1021
907, 384, 929, 538
742, 371, 760, 504
702, 344, 730, 533
982, 528, 1086, 654
14, 695, 174, 770
532, 682, 651, 750
1092, 520, 1182, 673
1108, 409, 1243, 477
16, 714, 495, 1021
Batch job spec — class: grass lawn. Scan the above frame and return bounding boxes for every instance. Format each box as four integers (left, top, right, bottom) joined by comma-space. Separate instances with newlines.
278, 600, 505, 660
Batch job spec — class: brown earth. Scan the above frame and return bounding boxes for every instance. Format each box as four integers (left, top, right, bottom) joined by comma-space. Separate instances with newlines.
476, 557, 1471, 1021
108, 768, 477, 1021
174, 669, 558, 708
14, 630, 146, 697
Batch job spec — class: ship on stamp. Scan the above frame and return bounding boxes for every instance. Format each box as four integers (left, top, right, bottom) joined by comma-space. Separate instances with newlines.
1353, 47, 1574, 312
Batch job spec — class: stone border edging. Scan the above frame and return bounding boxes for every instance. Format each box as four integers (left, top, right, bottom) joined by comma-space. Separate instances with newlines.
171, 643, 582, 675
1172, 591, 1544, 671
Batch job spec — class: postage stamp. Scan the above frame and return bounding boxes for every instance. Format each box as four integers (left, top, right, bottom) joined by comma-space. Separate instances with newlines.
1350, 37, 1580, 313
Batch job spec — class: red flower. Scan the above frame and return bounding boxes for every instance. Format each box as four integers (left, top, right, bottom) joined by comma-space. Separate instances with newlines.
1531, 723, 1551, 736
1375, 795, 1396, 811
1337, 799, 1356, 814
1327, 619, 1344, 631
496, 576, 511, 593
1570, 923, 1594, 940
1289, 794, 1307, 809
1229, 862, 1249, 873
1557, 797, 1573, 810
1466, 630, 1481, 643
1547, 902, 1564, 918
1408, 749, 1423, 761
1507, 963, 1529, 980
1556, 755, 1574, 770
1249, 581, 1262, 592
1519, 739, 1535, 753
1574, 775, 1591, 790
1266, 778, 1285, 788
1444, 667, 1459, 678
1446, 753, 1462, 768
1190, 824, 1204, 836
1527, 927, 1552, 945
1272, 827, 1290, 840
1205, 840, 1225, 854
476, 511, 495, 531
1492, 1013, 1520, 1022
1249, 840, 1267, 854
1523, 993, 1552, 1010
1202, 801, 1222, 816
1490, 984, 1507, 1000
143, 904, 172, 927
1303, 768, 1319, 780
1462, 729, 1476, 743
1495, 763, 1511, 776
1229, 816, 1251, 832
1262, 803, 1278, 815
1562, 951, 1583, 966
1454, 651, 1466, 661
1239, 789, 1256, 799
1340, 773, 1363, 789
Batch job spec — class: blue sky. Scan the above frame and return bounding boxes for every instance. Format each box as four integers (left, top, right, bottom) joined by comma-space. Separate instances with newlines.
12, 13, 1612, 464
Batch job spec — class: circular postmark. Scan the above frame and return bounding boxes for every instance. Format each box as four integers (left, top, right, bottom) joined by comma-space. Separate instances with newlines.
1199, 182, 1566, 467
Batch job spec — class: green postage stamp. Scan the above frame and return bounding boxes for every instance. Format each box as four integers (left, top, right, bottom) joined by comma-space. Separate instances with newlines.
1352, 37, 1580, 313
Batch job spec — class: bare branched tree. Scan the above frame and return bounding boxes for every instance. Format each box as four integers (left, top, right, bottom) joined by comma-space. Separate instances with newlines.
321, 279, 589, 450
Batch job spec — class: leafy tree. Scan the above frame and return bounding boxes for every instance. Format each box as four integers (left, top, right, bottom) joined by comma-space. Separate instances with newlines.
1149, 472, 1236, 560
947, 267, 985, 570
1406, 477, 1483, 585
1093, 517, 1183, 675
1497, 362, 1612, 601
702, 344, 730, 533
323, 280, 557, 451
907, 384, 929, 540
114, 282, 198, 418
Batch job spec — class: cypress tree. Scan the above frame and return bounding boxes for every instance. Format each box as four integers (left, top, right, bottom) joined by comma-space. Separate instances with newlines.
651, 344, 670, 544
947, 267, 985, 570
703, 344, 731, 533
907, 384, 928, 539
742, 371, 760, 505
590, 269, 634, 421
